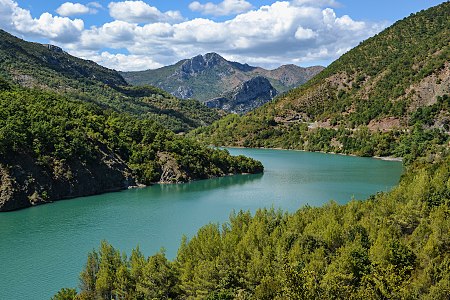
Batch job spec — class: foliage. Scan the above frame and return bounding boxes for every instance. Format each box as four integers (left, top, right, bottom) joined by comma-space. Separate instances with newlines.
59, 152, 450, 299
0, 85, 262, 186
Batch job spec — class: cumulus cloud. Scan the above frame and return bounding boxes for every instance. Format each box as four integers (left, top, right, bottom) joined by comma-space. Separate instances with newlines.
78, 21, 134, 50
189, 0, 253, 16
0, 0, 83, 43
56, 2, 96, 17
108, 1, 183, 24
295, 26, 318, 40
70, 1, 387, 69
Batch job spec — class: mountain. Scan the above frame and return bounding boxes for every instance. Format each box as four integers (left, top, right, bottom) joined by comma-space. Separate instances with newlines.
0, 30, 220, 132
204, 76, 278, 114
192, 2, 450, 162
121, 53, 324, 110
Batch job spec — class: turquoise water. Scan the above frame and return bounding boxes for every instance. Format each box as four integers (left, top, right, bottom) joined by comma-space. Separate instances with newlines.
0, 148, 403, 299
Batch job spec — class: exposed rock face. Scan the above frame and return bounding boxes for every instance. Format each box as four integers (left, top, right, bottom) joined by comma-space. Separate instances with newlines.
121, 53, 324, 113
45, 44, 64, 53
157, 152, 187, 183
173, 86, 194, 99
205, 76, 278, 114
0, 151, 134, 212
178, 53, 229, 77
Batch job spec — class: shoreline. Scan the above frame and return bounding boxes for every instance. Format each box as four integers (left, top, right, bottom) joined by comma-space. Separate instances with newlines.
222, 145, 403, 162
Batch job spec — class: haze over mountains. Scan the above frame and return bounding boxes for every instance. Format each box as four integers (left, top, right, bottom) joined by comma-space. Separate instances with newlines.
121, 53, 324, 113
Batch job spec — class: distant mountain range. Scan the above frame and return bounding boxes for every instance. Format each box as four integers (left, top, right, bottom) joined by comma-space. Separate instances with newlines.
121, 53, 324, 113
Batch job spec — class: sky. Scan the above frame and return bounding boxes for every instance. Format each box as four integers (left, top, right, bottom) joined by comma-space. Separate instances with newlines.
0, 0, 445, 71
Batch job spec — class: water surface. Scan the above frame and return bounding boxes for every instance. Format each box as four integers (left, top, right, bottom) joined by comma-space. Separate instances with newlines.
0, 148, 403, 299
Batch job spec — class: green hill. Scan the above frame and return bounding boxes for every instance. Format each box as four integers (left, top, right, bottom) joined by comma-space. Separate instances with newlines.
0, 32, 264, 211
192, 2, 450, 162
0, 80, 262, 211
0, 30, 219, 133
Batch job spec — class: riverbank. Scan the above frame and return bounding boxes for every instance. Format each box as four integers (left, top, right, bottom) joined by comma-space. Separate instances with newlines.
222, 145, 404, 162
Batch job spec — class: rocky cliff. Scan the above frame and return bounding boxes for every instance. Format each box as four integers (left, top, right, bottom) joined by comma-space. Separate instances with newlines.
0, 151, 133, 212
204, 76, 278, 114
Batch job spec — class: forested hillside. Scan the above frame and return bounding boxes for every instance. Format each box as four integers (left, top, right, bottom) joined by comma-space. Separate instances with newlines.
192, 2, 450, 162
0, 80, 262, 211
0, 30, 219, 132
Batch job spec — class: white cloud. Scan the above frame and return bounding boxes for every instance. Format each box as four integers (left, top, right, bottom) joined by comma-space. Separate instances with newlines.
0, 0, 83, 43
87, 2, 102, 9
189, 0, 253, 16
173, 18, 228, 43
108, 1, 183, 24
73, 1, 387, 69
295, 26, 318, 40
78, 20, 136, 50
56, 2, 95, 17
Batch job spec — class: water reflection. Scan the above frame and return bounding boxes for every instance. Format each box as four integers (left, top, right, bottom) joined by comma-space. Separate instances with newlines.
154, 173, 264, 194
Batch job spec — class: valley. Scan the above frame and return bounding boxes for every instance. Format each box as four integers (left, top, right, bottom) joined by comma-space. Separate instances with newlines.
0, 1, 448, 299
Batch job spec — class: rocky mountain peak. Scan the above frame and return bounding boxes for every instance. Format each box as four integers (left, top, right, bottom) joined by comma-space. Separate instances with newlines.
234, 76, 277, 104
205, 76, 278, 114
179, 52, 228, 76
121, 53, 324, 111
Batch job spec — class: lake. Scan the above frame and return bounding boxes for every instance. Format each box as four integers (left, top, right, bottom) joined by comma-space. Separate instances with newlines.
0, 148, 403, 299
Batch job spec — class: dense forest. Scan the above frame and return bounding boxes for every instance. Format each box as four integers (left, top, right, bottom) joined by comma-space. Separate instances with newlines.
191, 2, 450, 162
0, 79, 262, 211
0, 30, 220, 132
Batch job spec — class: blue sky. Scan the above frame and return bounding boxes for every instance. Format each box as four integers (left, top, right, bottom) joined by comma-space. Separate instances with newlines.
1, 0, 445, 71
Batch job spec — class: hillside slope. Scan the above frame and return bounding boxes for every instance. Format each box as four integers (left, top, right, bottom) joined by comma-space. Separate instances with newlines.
121, 52, 323, 104
0, 30, 219, 132
0, 80, 263, 212
193, 2, 450, 161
